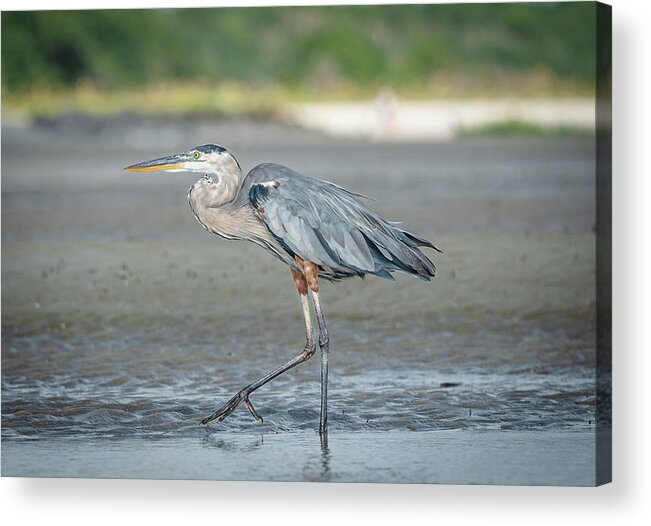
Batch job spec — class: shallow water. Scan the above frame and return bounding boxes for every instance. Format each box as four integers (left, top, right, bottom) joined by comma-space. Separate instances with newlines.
2, 430, 599, 485
1, 324, 596, 440
2, 119, 604, 484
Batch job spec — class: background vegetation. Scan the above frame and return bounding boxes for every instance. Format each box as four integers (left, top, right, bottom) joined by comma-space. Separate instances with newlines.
2, 3, 597, 116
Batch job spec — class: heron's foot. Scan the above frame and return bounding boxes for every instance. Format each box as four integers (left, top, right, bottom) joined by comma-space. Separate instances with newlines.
201, 387, 263, 426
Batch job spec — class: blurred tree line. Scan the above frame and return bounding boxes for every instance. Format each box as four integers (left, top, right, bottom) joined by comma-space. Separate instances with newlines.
2, 3, 596, 93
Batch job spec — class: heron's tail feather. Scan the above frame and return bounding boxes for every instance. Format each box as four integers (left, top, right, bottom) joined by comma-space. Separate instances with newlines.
362, 226, 438, 281
400, 230, 443, 253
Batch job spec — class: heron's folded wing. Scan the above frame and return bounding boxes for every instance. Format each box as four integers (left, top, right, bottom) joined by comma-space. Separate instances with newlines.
248, 179, 377, 273
246, 164, 436, 280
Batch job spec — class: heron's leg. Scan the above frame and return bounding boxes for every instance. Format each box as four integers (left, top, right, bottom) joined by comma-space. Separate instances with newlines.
295, 257, 329, 436
312, 290, 329, 436
201, 270, 315, 426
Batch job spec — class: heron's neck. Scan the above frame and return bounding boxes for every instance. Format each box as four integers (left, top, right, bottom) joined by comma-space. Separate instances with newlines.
203, 158, 241, 206
186, 161, 288, 256
187, 160, 250, 239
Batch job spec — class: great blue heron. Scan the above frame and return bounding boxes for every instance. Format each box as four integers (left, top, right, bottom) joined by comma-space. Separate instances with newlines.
125, 144, 439, 435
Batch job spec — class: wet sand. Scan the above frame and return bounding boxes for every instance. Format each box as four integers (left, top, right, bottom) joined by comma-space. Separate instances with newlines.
2, 117, 602, 484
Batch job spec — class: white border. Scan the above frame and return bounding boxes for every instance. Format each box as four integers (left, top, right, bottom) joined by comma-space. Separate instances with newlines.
2, 1, 649, 525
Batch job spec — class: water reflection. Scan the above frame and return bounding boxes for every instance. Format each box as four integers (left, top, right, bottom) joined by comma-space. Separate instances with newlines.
202, 432, 265, 452
197, 428, 332, 481
320, 435, 331, 481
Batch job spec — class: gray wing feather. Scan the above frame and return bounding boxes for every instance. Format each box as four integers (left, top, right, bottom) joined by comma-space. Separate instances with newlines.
244, 163, 437, 281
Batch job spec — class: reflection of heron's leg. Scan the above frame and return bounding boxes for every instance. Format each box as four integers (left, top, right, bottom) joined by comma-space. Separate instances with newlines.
201, 271, 315, 426
312, 290, 329, 436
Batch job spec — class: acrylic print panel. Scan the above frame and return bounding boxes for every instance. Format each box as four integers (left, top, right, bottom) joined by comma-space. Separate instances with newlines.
1, 1, 611, 485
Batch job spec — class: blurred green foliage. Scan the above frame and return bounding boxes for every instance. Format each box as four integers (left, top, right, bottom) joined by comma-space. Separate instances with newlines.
458, 119, 594, 138
2, 3, 596, 93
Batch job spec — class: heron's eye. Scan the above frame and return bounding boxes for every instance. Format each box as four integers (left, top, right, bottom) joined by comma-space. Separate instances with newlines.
193, 152, 200, 160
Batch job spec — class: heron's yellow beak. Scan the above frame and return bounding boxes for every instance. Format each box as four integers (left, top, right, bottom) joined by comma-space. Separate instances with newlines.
124, 153, 187, 172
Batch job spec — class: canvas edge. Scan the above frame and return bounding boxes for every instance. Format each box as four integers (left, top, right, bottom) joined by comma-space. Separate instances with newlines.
595, 0, 612, 487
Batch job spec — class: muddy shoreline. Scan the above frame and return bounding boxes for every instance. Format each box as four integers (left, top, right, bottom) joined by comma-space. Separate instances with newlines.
2, 119, 602, 483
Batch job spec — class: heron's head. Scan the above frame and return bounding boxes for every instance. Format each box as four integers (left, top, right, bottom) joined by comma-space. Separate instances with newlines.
124, 144, 241, 177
